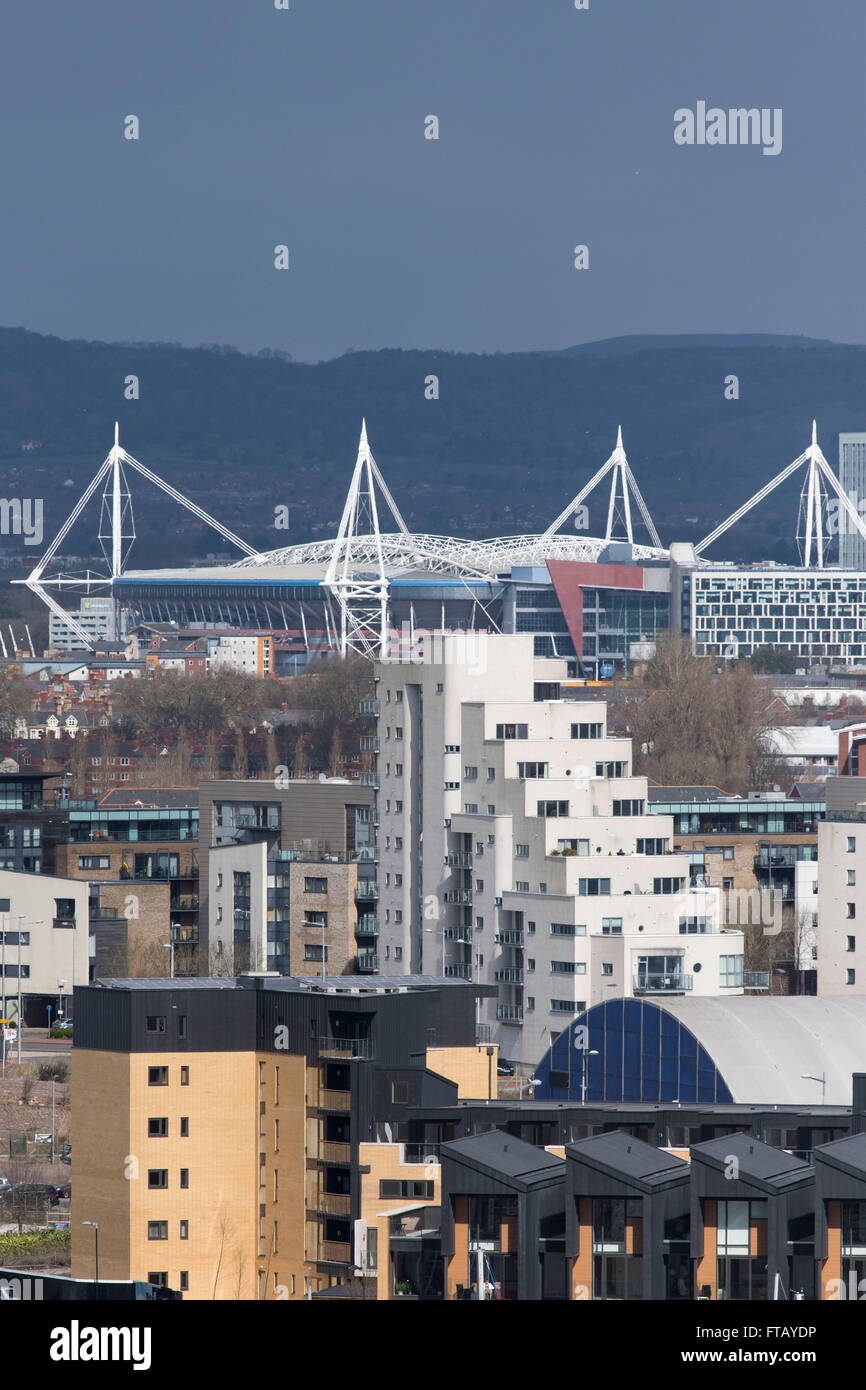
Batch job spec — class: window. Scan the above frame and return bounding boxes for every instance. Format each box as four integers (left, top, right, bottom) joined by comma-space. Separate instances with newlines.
180, 1169, 189, 1189
487, 768, 495, 782
848, 903, 856, 919
847, 936, 856, 953
78, 855, 110, 870
636, 838, 667, 855
148, 1118, 168, 1138
537, 800, 569, 817
148, 1170, 168, 1189
612, 799, 644, 816
148, 1066, 168, 1086
391, 1081, 409, 1104
54, 897, 76, 921
849, 870, 857, 886
516, 881, 530, 893
179, 1272, 189, 1292
395, 836, 403, 849
579, 878, 610, 896
551, 1000, 578, 1013
395, 763, 403, 776
395, 727, 403, 740
464, 803, 478, 815
601, 918, 622, 934
395, 873, 402, 887
475, 879, 484, 892
395, 910, 403, 924
395, 801, 403, 813
487, 805, 495, 816
304, 910, 328, 927
305, 944, 327, 962
527, 920, 536, 933
527, 958, 535, 971
527, 997, 535, 1010
476, 916, 483, 929
380, 1180, 434, 1200
848, 969, 857, 985
145, 1016, 166, 1035
496, 723, 528, 740
179, 1220, 189, 1240
178, 1016, 187, 1040
679, 917, 711, 935
720, 955, 744, 988
552, 922, 576, 936
517, 762, 548, 779
217, 872, 223, 889
180, 1066, 189, 1086
148, 1222, 168, 1241
601, 963, 614, 976
464, 766, 478, 780
552, 961, 576, 973
305, 877, 327, 894
180, 1117, 189, 1137
595, 761, 628, 778
515, 844, 529, 858
722, 877, 734, 891
571, 722, 603, 739
445, 744, 459, 754
394, 947, 403, 961
653, 877, 685, 895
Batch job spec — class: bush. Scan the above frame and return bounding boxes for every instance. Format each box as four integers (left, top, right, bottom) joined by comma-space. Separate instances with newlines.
20, 1073, 35, 1104
37, 1061, 69, 1082
0, 1228, 70, 1260
49, 1026, 72, 1039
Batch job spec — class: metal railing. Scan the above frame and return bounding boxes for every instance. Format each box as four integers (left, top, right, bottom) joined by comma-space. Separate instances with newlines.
743, 971, 770, 990
360, 772, 379, 788
445, 852, 473, 867
360, 736, 380, 753
359, 700, 380, 717
357, 952, 379, 973
496, 1004, 524, 1023
355, 914, 379, 937
444, 963, 472, 980
444, 890, 472, 905
319, 1036, 372, 1058
495, 931, 524, 946
495, 967, 524, 983
444, 926, 472, 943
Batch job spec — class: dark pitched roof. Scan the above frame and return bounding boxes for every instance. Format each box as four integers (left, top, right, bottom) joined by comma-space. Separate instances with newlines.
690, 1132, 811, 1188
646, 784, 730, 803
442, 1130, 564, 1185
812, 1131, 866, 1178
566, 1129, 688, 1188
94, 788, 199, 809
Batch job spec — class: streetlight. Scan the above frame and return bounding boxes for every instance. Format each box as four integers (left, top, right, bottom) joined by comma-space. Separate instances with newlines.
580, 1049, 600, 1105
517, 1077, 541, 1101
801, 1072, 827, 1105
163, 926, 178, 979
82, 1220, 99, 1291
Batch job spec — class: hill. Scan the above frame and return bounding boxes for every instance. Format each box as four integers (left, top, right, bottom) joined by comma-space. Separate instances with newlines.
0, 326, 864, 569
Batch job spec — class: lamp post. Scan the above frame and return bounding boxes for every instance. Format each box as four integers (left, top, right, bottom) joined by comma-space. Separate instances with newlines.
580, 1049, 600, 1105
82, 1220, 99, 1292
163, 927, 177, 979
801, 1072, 827, 1105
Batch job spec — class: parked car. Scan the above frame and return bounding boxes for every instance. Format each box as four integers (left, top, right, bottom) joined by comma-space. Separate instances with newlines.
497, 1059, 515, 1076
60, 1142, 71, 1164
3, 1182, 63, 1207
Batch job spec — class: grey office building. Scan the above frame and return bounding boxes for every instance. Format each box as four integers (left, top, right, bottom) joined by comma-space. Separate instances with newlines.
839, 433, 866, 569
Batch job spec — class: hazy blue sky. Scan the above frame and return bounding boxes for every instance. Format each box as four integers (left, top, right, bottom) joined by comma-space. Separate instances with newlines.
1, 0, 862, 361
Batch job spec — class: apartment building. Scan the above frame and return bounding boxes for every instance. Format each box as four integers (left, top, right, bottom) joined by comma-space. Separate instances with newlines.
208, 838, 364, 977
0, 868, 89, 1024
198, 778, 374, 969
372, 635, 744, 1066
70, 974, 491, 1299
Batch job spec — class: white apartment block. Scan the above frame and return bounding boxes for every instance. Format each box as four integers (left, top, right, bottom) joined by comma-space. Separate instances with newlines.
372, 634, 744, 1066
207, 633, 273, 676
0, 870, 89, 1026
817, 819, 864, 995
49, 597, 116, 651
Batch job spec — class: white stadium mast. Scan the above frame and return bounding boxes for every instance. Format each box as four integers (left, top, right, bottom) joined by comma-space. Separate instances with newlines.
542, 427, 662, 548
17, 424, 257, 650
695, 421, 866, 566
323, 420, 412, 659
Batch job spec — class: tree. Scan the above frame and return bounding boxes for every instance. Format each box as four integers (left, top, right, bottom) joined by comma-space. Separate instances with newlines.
293, 732, 307, 779
630, 631, 781, 795
746, 645, 799, 675
328, 726, 342, 778
231, 726, 247, 779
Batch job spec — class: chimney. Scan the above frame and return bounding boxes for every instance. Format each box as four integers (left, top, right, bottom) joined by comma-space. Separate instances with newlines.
852, 1074, 866, 1135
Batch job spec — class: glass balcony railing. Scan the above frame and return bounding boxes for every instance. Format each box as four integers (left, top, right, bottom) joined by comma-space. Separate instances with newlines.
444, 963, 472, 980
743, 971, 770, 990
319, 1036, 372, 1058
444, 926, 472, 943
355, 914, 379, 937
359, 700, 380, 717
495, 967, 524, 983
496, 1004, 524, 1023
357, 952, 379, 973
633, 973, 693, 994
355, 881, 379, 900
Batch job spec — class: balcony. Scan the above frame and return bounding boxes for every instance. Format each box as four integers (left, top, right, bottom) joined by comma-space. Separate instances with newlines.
403, 1142, 441, 1164
320, 1090, 351, 1111
744, 971, 770, 990
354, 881, 379, 901
633, 973, 693, 994
355, 914, 379, 937
445, 852, 473, 867
495, 930, 524, 947
443, 890, 472, 905
320, 1141, 351, 1164
360, 700, 380, 717
444, 963, 472, 980
88, 905, 125, 921
320, 1241, 352, 1264
496, 1004, 524, 1024
444, 926, 472, 943
360, 735, 380, 753
352, 846, 379, 864
319, 1036, 372, 1059
319, 1193, 351, 1217
360, 772, 379, 788
52, 917, 76, 930
495, 967, 524, 983
357, 952, 379, 973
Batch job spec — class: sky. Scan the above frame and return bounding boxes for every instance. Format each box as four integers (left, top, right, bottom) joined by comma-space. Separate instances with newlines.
1, 0, 864, 362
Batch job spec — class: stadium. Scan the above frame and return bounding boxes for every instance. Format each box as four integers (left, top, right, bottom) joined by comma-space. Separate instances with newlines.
22, 418, 866, 675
